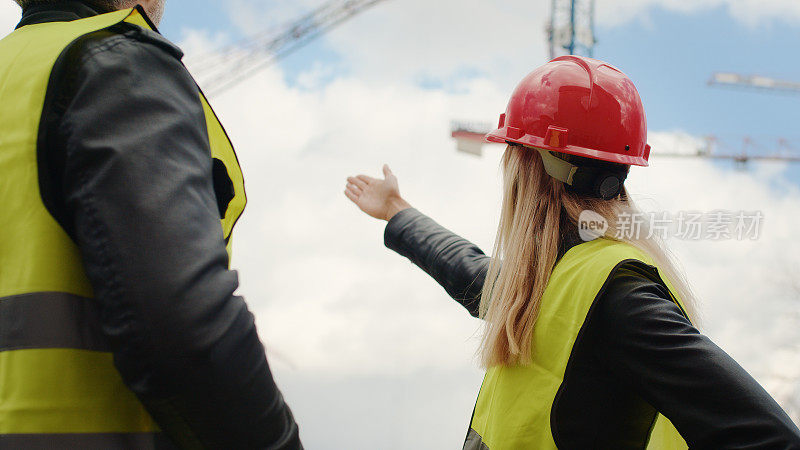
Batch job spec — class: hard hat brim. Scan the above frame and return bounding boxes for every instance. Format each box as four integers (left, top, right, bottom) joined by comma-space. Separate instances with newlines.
486, 128, 650, 167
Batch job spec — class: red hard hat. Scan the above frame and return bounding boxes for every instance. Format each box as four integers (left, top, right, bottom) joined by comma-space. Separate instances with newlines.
486, 55, 650, 166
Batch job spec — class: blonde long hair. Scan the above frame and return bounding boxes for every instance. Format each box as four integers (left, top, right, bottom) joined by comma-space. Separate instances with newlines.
479, 145, 698, 367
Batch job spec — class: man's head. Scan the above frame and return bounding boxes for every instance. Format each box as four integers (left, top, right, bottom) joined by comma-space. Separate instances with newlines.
13, 0, 166, 25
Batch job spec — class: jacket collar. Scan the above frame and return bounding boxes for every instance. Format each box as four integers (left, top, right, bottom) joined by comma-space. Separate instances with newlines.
16, 1, 112, 29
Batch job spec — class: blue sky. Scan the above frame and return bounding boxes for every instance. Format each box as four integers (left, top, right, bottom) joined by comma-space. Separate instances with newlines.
159, 0, 231, 39
598, 6, 800, 140
158, 1, 800, 144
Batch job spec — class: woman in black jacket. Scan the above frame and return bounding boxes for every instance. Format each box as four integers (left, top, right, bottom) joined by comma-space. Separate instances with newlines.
345, 56, 800, 449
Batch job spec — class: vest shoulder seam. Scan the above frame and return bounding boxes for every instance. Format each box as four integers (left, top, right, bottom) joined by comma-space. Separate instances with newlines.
68, 26, 182, 66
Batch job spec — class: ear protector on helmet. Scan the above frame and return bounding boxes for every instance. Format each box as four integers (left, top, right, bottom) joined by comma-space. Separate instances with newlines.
568, 165, 628, 200
536, 148, 628, 200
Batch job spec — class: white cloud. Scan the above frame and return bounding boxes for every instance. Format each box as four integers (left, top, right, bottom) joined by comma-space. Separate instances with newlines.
0, 2, 21, 36
630, 155, 800, 368
224, 0, 550, 87
179, 27, 800, 443
649, 130, 710, 156
764, 346, 800, 422
726, 0, 800, 25
188, 57, 504, 447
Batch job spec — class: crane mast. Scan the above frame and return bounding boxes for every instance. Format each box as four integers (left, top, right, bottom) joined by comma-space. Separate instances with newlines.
547, 0, 596, 59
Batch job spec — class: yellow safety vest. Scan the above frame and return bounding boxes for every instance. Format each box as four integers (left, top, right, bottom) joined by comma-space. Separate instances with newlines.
466, 238, 690, 449
0, 7, 245, 447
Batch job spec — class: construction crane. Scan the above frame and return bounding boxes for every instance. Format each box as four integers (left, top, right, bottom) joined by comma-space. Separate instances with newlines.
451, 15, 800, 165
186, 0, 388, 97
450, 122, 494, 156
547, 0, 596, 59
708, 72, 800, 94
700, 71, 800, 163
651, 135, 800, 166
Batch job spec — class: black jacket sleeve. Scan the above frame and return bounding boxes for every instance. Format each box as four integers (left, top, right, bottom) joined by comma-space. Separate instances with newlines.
49, 27, 301, 449
596, 266, 800, 449
384, 208, 490, 317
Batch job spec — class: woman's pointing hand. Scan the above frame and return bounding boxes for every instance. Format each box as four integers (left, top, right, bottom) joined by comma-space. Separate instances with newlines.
345, 164, 411, 221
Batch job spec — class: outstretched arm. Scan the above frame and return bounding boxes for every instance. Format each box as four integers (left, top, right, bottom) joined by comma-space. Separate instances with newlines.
345, 166, 489, 317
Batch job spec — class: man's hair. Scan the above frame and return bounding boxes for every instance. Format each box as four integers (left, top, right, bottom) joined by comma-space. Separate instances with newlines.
13, 0, 130, 10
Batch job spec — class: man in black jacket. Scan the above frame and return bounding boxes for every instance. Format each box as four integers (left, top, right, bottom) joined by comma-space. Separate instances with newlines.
1, 1, 301, 448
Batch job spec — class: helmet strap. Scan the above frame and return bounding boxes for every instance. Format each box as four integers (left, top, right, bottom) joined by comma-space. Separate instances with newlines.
537, 148, 578, 184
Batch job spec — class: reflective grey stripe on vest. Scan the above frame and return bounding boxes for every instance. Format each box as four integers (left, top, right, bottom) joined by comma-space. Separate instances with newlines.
0, 433, 175, 450
0, 292, 110, 352
463, 428, 490, 450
